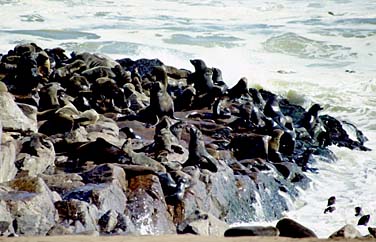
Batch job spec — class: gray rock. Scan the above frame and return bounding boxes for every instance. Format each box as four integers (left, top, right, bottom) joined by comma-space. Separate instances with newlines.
178, 210, 229, 236
40, 173, 84, 195
0, 92, 37, 132
47, 224, 74, 236
1, 177, 58, 235
276, 218, 317, 238
55, 199, 98, 233
329, 224, 362, 239
63, 180, 126, 216
81, 163, 127, 191
0, 133, 18, 183
224, 226, 279, 237
15, 133, 55, 176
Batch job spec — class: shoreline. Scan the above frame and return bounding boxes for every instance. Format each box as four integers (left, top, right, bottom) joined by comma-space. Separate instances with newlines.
0, 235, 371, 242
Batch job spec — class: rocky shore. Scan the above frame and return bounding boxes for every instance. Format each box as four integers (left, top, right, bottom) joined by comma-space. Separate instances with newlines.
0, 43, 373, 239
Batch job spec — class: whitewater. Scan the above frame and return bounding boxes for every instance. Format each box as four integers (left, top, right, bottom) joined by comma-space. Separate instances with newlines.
0, 0, 375, 238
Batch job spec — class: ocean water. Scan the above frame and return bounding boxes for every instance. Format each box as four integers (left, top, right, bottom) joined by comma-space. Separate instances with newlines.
1, 0, 376, 238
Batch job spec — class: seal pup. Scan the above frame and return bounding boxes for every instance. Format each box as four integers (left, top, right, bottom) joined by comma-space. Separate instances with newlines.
183, 125, 219, 172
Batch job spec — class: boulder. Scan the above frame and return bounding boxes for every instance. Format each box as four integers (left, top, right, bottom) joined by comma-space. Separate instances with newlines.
276, 218, 317, 238
177, 210, 228, 236
15, 133, 55, 176
98, 209, 137, 234
55, 199, 98, 233
81, 163, 127, 191
1, 177, 58, 235
0, 133, 18, 183
126, 174, 175, 235
40, 173, 85, 195
224, 226, 279, 237
0, 92, 37, 132
329, 224, 362, 239
63, 180, 126, 216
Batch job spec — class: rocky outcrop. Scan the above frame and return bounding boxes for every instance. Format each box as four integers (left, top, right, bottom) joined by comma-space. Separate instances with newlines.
0, 44, 370, 236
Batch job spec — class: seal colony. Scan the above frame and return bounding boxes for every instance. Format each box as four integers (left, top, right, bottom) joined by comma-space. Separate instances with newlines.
0, 43, 372, 237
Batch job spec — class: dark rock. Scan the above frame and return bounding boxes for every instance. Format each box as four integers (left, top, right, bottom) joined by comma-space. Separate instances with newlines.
116, 58, 164, 77
369, 227, 376, 238
224, 226, 279, 237
276, 218, 317, 238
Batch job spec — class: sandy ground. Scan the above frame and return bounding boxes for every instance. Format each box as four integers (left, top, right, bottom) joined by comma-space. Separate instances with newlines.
0, 235, 372, 242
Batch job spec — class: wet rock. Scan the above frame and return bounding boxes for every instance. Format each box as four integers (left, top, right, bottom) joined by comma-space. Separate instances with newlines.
116, 58, 164, 77
276, 218, 317, 238
15, 133, 55, 176
63, 180, 126, 216
0, 133, 18, 183
329, 224, 362, 239
0, 92, 37, 132
1, 177, 58, 235
224, 226, 279, 237
126, 174, 175, 235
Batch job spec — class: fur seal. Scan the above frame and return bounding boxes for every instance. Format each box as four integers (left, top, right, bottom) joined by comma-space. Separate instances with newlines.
73, 137, 130, 166
148, 67, 174, 119
355, 206, 363, 217
268, 129, 285, 163
174, 86, 196, 111
327, 196, 336, 206
298, 104, 326, 141
183, 125, 219, 172
358, 214, 370, 226
188, 59, 214, 95
228, 77, 249, 99
263, 95, 286, 126
230, 133, 271, 161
